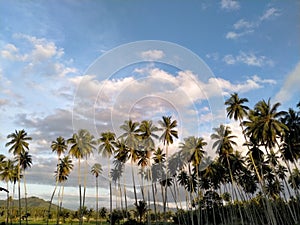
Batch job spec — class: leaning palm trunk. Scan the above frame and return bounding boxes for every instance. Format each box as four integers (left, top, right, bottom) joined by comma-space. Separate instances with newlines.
47, 185, 58, 224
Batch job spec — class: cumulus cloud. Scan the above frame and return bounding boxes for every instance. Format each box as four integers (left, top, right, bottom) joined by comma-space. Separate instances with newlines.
1, 34, 77, 79
275, 62, 300, 103
141, 49, 165, 60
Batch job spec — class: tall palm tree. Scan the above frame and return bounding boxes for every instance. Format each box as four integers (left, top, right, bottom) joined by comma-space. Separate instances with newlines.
211, 125, 247, 225
55, 155, 73, 225
114, 138, 129, 214
19, 151, 32, 225
243, 99, 292, 225
179, 136, 207, 225
119, 119, 140, 205
5, 129, 32, 225
47, 136, 68, 225
152, 147, 166, 223
91, 163, 103, 225
0, 157, 15, 225
98, 131, 116, 225
225, 93, 264, 182
158, 116, 178, 222
68, 129, 96, 225
280, 108, 300, 165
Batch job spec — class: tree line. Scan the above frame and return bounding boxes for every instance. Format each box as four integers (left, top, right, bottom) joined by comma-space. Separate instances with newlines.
1, 93, 300, 225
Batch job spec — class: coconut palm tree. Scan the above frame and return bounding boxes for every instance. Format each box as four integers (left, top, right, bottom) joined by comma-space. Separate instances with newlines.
152, 147, 166, 222
0, 157, 15, 225
55, 155, 73, 225
47, 136, 68, 225
158, 116, 178, 222
281, 108, 300, 165
19, 151, 32, 225
119, 119, 140, 206
114, 138, 129, 214
5, 129, 32, 225
91, 163, 102, 225
182, 136, 207, 224
68, 129, 96, 225
210, 125, 248, 224
98, 131, 116, 225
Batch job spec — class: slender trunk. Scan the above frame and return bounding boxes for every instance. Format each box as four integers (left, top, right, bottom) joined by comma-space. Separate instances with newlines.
95, 176, 99, 225
11, 181, 16, 225
47, 157, 60, 225
123, 175, 128, 217
109, 181, 112, 225
152, 183, 158, 225
131, 161, 138, 206
59, 185, 65, 223
163, 144, 169, 225
78, 158, 82, 225
23, 171, 28, 225
82, 157, 88, 212
226, 156, 244, 225
18, 161, 21, 225
47, 185, 57, 225
6, 182, 9, 225
187, 164, 194, 225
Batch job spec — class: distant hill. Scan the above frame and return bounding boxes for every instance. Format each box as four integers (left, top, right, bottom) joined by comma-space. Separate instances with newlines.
0, 196, 51, 209
0, 196, 72, 212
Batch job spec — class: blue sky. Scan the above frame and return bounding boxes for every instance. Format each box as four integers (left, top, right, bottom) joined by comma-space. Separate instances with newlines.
0, 0, 299, 209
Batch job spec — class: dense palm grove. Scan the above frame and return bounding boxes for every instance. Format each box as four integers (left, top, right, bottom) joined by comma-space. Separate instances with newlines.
1, 93, 300, 225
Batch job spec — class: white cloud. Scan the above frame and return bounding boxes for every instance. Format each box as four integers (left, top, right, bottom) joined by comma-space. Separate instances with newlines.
223, 52, 274, 67
233, 19, 255, 30
225, 30, 254, 40
1, 43, 28, 61
223, 54, 236, 64
275, 62, 300, 103
252, 74, 276, 85
141, 49, 165, 60
220, 0, 240, 11
226, 7, 281, 40
260, 7, 280, 21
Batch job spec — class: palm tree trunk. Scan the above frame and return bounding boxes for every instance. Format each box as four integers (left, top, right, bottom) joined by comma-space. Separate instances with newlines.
56, 185, 61, 225
131, 162, 138, 206
109, 181, 112, 225
47, 185, 58, 225
82, 158, 88, 213
18, 161, 21, 225
78, 158, 83, 225
23, 171, 28, 225
95, 176, 99, 225
6, 182, 10, 225
163, 143, 169, 225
